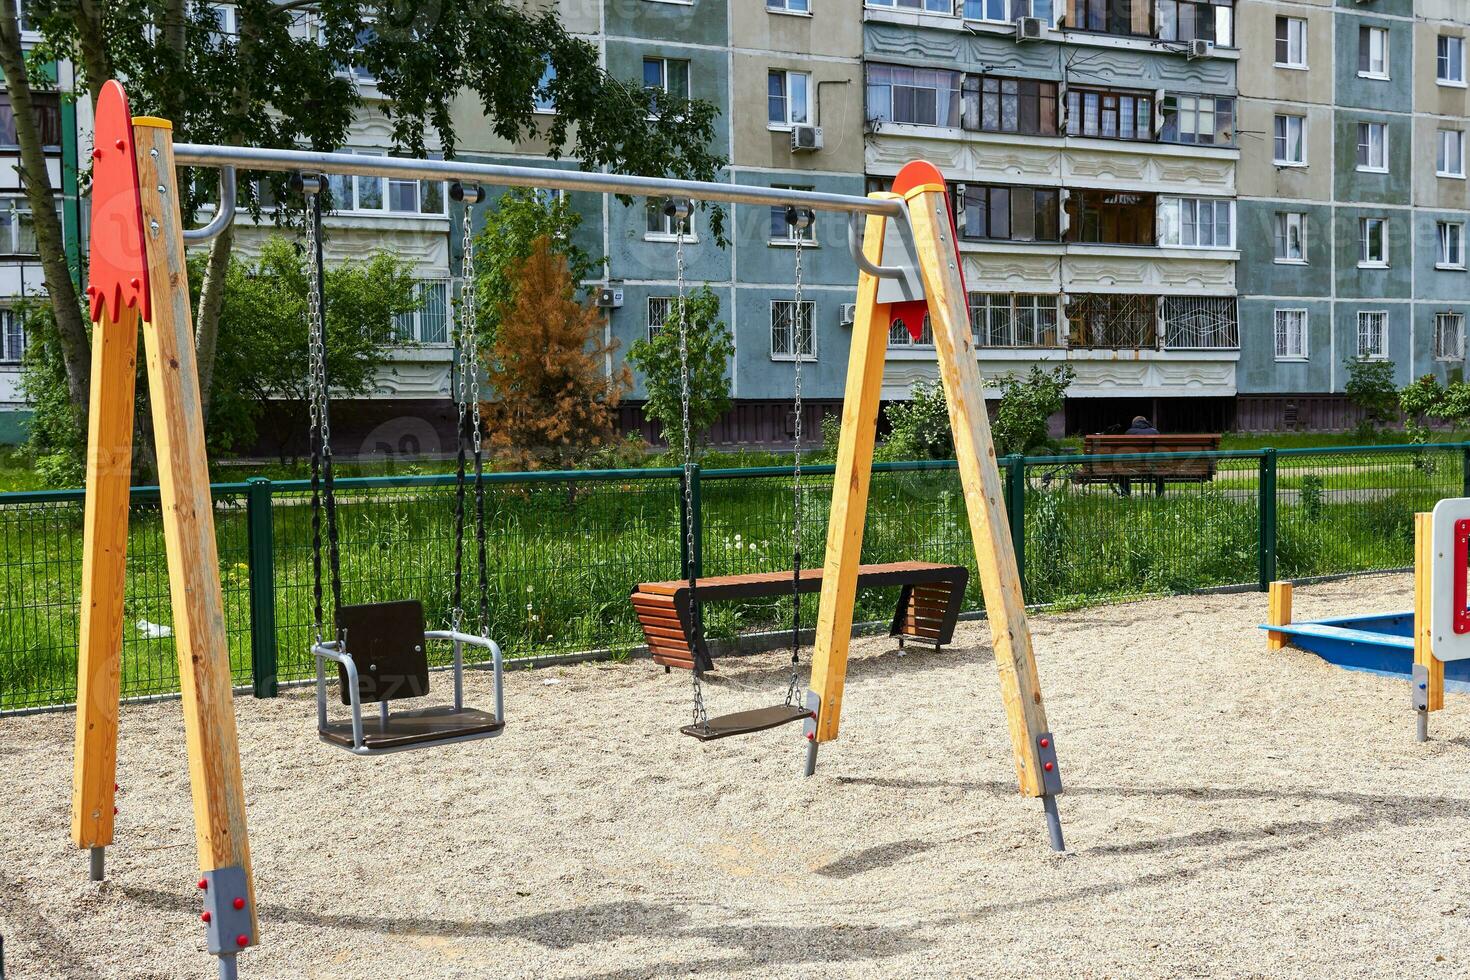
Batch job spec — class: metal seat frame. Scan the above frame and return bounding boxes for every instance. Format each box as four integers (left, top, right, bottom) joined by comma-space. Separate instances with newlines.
311, 630, 505, 756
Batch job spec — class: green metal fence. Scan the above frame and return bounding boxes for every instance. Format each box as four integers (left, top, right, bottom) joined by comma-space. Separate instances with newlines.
2, 442, 1467, 712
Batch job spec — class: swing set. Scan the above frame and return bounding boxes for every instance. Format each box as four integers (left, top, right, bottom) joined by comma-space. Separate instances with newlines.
71, 81, 1066, 980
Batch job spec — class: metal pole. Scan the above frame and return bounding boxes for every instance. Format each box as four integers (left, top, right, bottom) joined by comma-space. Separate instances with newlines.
1258, 449, 1277, 591
216, 953, 238, 980
804, 738, 818, 777
245, 478, 278, 698
1417, 709, 1428, 743
170, 143, 904, 218
89, 845, 104, 881
1041, 794, 1065, 852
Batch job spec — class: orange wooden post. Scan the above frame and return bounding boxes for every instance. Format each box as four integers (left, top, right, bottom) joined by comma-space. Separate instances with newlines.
1267, 580, 1293, 651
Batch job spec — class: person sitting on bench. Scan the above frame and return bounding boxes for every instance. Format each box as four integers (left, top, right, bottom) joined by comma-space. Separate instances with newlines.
1114, 416, 1165, 498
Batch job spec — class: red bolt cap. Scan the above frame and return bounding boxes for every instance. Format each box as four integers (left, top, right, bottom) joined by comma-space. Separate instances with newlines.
1043, 762, 1055, 772
233, 897, 245, 910
806, 732, 815, 741
129, 277, 140, 288
198, 878, 208, 890
1039, 737, 1050, 748
113, 782, 118, 791
112, 806, 118, 814
92, 148, 103, 160
201, 912, 211, 923
236, 934, 249, 947
809, 711, 817, 720
114, 139, 125, 150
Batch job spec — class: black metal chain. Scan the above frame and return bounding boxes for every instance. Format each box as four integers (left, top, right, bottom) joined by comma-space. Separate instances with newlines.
785, 206, 813, 708
448, 182, 487, 636
303, 177, 342, 638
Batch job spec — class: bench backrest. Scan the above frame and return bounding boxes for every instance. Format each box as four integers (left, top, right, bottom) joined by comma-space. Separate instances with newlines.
1079, 434, 1221, 477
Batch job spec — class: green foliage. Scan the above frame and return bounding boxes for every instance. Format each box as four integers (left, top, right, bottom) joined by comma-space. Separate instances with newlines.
625, 287, 734, 452
879, 380, 953, 461
16, 297, 87, 487
473, 188, 598, 350
1344, 357, 1399, 438
1299, 474, 1324, 522
205, 237, 416, 458
992, 364, 1075, 457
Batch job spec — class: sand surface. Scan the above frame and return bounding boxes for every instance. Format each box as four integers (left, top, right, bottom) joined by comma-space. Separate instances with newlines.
3, 574, 1468, 979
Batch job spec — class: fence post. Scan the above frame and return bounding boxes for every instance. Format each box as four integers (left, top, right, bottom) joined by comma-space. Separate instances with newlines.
245, 477, 278, 698
1258, 449, 1277, 592
1004, 455, 1026, 595
1461, 443, 1470, 498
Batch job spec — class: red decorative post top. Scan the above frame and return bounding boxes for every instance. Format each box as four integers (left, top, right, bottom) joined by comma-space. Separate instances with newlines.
887, 160, 967, 343
87, 80, 150, 324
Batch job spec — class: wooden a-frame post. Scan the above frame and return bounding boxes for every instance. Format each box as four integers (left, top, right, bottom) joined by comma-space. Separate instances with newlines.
70, 83, 258, 978
805, 161, 1065, 849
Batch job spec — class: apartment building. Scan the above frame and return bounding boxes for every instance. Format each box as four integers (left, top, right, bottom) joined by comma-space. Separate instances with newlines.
1236, 0, 1470, 430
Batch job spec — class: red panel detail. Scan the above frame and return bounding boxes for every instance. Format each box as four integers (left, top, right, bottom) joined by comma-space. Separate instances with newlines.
884, 161, 968, 342
88, 81, 150, 323
1455, 519, 1470, 635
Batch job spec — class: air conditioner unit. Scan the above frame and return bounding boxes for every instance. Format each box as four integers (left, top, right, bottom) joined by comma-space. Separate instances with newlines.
1015, 16, 1044, 41
595, 287, 624, 309
840, 303, 857, 327
791, 125, 824, 153
1187, 38, 1214, 59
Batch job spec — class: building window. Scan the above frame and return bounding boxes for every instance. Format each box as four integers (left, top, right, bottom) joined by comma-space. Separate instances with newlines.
643, 57, 691, 99
964, 0, 1010, 21
1065, 87, 1152, 141
866, 64, 962, 128
326, 152, 446, 216
1434, 312, 1464, 360
1066, 293, 1157, 348
969, 293, 1060, 347
1357, 311, 1387, 359
1438, 222, 1465, 270
1358, 25, 1389, 79
961, 75, 1059, 136
1072, 0, 1151, 37
1438, 130, 1466, 178
0, 92, 62, 148
1275, 16, 1307, 68
771, 300, 815, 360
1273, 114, 1306, 165
1439, 36, 1467, 85
1355, 122, 1387, 172
0, 309, 23, 365
1359, 217, 1388, 266
1274, 309, 1308, 360
769, 186, 816, 243
1273, 212, 1306, 263
1162, 297, 1239, 349
393, 279, 450, 345
767, 0, 810, 11
1157, 0, 1234, 47
767, 70, 811, 129
0, 196, 55, 254
1159, 197, 1233, 249
867, 0, 951, 11
645, 197, 696, 241
957, 184, 1061, 242
889, 315, 934, 346
646, 296, 673, 341
1065, 190, 1156, 246
1160, 94, 1234, 146
533, 62, 556, 113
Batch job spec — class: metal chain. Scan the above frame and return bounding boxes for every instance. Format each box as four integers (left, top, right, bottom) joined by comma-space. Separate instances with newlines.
303, 178, 341, 641
669, 198, 707, 732
465, 195, 489, 637
450, 189, 472, 635
785, 207, 810, 708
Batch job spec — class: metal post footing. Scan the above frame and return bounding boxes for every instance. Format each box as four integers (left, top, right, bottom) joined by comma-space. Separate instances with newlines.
804, 738, 818, 777
89, 846, 104, 882
1042, 794, 1066, 852
1412, 664, 1430, 743
217, 953, 239, 980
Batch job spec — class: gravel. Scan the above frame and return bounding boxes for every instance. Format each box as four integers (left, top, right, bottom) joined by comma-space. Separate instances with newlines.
2, 573, 1468, 979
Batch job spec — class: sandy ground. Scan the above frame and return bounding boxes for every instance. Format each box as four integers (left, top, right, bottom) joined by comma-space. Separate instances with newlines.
3, 574, 1469, 980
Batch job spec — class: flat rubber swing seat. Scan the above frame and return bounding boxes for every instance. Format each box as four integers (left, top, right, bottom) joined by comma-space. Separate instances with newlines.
319, 704, 505, 752
680, 703, 810, 741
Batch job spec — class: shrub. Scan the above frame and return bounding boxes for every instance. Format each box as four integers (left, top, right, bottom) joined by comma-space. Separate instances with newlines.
1344, 356, 1398, 438
625, 287, 733, 452
880, 379, 953, 461
992, 364, 1074, 457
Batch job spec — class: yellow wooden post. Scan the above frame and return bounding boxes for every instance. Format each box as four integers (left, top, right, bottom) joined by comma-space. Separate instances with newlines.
133, 117, 258, 945
1414, 512, 1445, 712
70, 305, 140, 874
806, 202, 894, 742
1267, 580, 1293, 651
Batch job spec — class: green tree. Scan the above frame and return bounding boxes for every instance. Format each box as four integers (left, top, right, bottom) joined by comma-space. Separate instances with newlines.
16, 296, 89, 487
474, 188, 597, 350
1344, 356, 1398, 438
879, 379, 953, 461
207, 237, 416, 460
6, 0, 725, 440
626, 287, 733, 451
991, 364, 1074, 457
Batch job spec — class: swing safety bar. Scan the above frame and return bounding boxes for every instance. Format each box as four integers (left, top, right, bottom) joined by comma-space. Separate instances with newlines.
311, 631, 505, 755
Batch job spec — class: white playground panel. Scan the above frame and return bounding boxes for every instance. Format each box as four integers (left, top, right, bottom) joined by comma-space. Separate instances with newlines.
1430, 497, 1470, 661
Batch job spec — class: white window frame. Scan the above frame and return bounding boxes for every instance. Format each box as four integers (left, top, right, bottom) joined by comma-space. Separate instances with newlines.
642, 56, 691, 99
767, 0, 811, 12
1357, 310, 1388, 360
866, 0, 953, 12
1159, 197, 1234, 249
392, 278, 452, 346
1359, 25, 1390, 80
644, 197, 698, 243
1273, 211, 1307, 264
646, 296, 674, 341
1438, 35, 1467, 87
767, 70, 812, 131
0, 308, 23, 364
1437, 222, 1465, 271
1273, 309, 1308, 361
963, 0, 1011, 24
1355, 121, 1387, 173
771, 299, 816, 361
1359, 217, 1388, 268
326, 151, 447, 217
1437, 130, 1466, 179
1275, 16, 1308, 70
1434, 312, 1465, 361
1273, 114, 1306, 166
769, 186, 818, 245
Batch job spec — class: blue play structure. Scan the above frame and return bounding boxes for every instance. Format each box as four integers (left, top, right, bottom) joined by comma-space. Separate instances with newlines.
1264, 613, 1470, 693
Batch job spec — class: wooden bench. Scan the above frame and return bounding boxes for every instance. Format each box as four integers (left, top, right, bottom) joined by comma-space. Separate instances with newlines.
630, 560, 970, 672
1072, 434, 1221, 493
